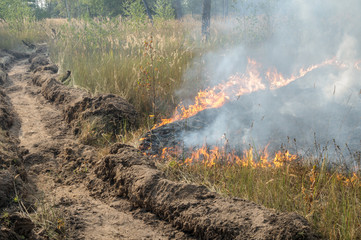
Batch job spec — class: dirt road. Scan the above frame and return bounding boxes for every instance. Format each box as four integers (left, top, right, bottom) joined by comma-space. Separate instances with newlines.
5, 55, 188, 239
0, 47, 316, 239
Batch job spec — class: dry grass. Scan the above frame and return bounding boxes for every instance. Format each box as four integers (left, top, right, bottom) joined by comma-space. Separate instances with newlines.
0, 20, 48, 49
1, 17, 360, 240
30, 198, 66, 239
45, 17, 245, 123
158, 147, 361, 240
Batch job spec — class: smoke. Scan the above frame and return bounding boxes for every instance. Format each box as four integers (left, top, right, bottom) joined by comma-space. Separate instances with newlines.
180, 0, 361, 159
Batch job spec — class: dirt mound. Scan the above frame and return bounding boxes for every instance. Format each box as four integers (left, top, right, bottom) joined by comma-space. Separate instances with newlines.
28, 44, 48, 62
31, 62, 87, 105
0, 89, 14, 130
0, 50, 14, 85
41, 78, 88, 105
0, 69, 7, 85
92, 143, 316, 240
2, 49, 30, 60
0, 143, 35, 239
33, 64, 58, 74
0, 50, 15, 70
29, 50, 139, 141
0, 65, 19, 168
29, 55, 50, 72
64, 94, 139, 138
0, 170, 14, 207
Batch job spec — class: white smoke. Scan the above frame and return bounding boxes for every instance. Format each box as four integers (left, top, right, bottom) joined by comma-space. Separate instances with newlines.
180, 0, 361, 159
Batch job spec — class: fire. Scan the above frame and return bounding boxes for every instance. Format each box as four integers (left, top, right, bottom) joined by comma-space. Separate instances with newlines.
153, 58, 264, 129
336, 172, 361, 187
267, 58, 335, 89
160, 144, 299, 169
158, 145, 361, 187
153, 57, 353, 129
146, 57, 361, 188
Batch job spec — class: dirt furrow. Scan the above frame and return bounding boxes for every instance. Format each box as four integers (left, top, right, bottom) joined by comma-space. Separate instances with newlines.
7, 60, 54, 152
5, 57, 176, 239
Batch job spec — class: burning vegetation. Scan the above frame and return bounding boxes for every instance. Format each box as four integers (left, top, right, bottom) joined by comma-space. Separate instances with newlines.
142, 56, 360, 158
139, 34, 361, 239
153, 57, 353, 129
1, 0, 360, 239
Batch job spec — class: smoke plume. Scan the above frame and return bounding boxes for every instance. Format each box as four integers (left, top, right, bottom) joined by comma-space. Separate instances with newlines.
181, 0, 361, 161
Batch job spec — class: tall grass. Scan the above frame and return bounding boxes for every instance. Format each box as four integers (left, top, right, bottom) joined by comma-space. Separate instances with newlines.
0, 20, 48, 49
159, 147, 361, 240
47, 16, 246, 121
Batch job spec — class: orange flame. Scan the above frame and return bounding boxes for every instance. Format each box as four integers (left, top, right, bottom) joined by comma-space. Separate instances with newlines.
160, 144, 299, 169
336, 172, 361, 187
153, 59, 265, 129
266, 58, 337, 89
153, 58, 348, 129
158, 146, 360, 187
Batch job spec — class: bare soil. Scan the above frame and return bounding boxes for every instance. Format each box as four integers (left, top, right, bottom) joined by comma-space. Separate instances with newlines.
0, 46, 317, 239
2, 50, 181, 239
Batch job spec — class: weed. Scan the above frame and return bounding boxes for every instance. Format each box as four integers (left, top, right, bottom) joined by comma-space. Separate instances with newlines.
0, 211, 10, 227
30, 198, 66, 239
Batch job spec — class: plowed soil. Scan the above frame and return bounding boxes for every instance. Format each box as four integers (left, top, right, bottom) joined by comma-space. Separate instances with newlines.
3, 53, 184, 240
0, 47, 317, 240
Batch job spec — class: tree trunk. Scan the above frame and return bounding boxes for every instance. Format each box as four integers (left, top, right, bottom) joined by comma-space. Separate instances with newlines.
77, 0, 81, 18
224, 0, 229, 18
64, 0, 70, 19
173, 0, 183, 19
142, 0, 153, 24
202, 0, 211, 41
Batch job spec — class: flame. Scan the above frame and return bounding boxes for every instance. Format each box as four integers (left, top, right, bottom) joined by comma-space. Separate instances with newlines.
336, 172, 361, 187
149, 57, 361, 187
153, 58, 264, 129
267, 58, 336, 89
153, 57, 350, 129
160, 144, 298, 169
158, 145, 361, 187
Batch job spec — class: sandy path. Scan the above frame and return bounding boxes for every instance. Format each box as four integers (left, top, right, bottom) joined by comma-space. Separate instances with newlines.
6, 59, 172, 239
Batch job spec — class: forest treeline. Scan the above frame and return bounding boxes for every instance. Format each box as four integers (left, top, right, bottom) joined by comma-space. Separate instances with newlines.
0, 0, 239, 21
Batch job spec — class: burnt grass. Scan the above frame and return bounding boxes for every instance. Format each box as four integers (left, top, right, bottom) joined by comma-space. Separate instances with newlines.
0, 45, 319, 239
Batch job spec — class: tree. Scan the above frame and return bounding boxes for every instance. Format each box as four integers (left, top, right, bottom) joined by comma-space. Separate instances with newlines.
172, 0, 182, 19
123, 0, 147, 23
0, 0, 33, 22
201, 0, 211, 41
64, 0, 70, 19
223, 0, 229, 18
182, 0, 202, 16
154, 0, 174, 20
142, 0, 153, 23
